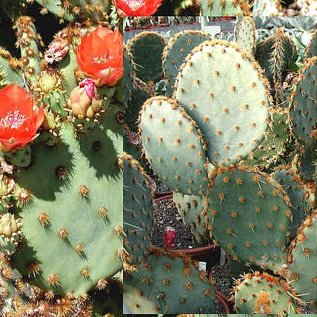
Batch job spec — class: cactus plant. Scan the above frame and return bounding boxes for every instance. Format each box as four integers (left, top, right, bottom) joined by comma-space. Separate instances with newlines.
162, 30, 212, 96
0, 1, 124, 314
234, 17, 256, 55
285, 211, 317, 308
124, 248, 217, 314
234, 271, 300, 314
200, 0, 250, 16
127, 19, 317, 313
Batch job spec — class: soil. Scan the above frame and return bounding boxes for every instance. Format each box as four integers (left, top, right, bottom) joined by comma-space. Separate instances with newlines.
210, 265, 234, 300
151, 197, 199, 249
151, 195, 233, 313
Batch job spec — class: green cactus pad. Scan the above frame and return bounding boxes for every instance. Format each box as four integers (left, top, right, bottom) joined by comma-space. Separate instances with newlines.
124, 248, 217, 313
207, 167, 292, 273
255, 28, 297, 86
286, 211, 317, 308
305, 29, 317, 59
58, 46, 78, 95
174, 40, 271, 166
290, 57, 317, 144
200, 0, 250, 16
34, 0, 74, 21
0, 48, 23, 87
162, 30, 212, 97
128, 32, 166, 84
122, 154, 153, 264
13, 106, 123, 296
173, 191, 210, 244
296, 138, 317, 182
123, 285, 158, 314
241, 110, 290, 169
14, 16, 41, 83
234, 272, 299, 314
272, 168, 314, 238
125, 86, 150, 133
139, 96, 210, 195
4, 145, 32, 168
122, 46, 134, 106
234, 17, 256, 55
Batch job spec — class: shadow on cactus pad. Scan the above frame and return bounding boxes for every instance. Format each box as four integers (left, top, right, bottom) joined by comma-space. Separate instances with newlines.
15, 140, 74, 201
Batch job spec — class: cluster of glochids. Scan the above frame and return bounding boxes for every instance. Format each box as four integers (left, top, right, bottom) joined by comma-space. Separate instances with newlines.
0, 1, 125, 316
122, 17, 316, 314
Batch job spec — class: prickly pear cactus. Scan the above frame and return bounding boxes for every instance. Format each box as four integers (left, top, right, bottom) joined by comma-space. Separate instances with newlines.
290, 57, 317, 144
272, 168, 314, 238
139, 96, 209, 195
13, 109, 123, 296
14, 16, 42, 83
200, 0, 250, 16
286, 211, 317, 308
174, 40, 271, 166
305, 29, 317, 59
234, 17, 256, 55
128, 32, 166, 84
207, 167, 292, 273
234, 272, 299, 314
0, 1, 124, 313
162, 30, 212, 96
124, 248, 217, 314
126, 20, 317, 316
122, 154, 154, 265
255, 28, 297, 91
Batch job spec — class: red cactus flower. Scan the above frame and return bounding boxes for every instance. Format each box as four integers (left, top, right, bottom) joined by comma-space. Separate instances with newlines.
115, 0, 162, 16
76, 27, 123, 87
0, 84, 44, 152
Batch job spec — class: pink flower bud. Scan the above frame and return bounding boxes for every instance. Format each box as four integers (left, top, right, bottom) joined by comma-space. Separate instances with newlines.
67, 79, 102, 119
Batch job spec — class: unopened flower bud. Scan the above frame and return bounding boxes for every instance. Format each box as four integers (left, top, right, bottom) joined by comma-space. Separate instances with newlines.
68, 78, 102, 119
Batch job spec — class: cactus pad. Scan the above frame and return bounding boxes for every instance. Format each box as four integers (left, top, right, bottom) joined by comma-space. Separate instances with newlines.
234, 272, 299, 314
162, 30, 212, 96
200, 0, 250, 16
241, 110, 290, 169
234, 17, 256, 55
174, 40, 271, 166
124, 248, 217, 313
286, 211, 317, 308
0, 48, 23, 87
290, 57, 317, 143
139, 96, 209, 195
122, 154, 153, 264
13, 107, 123, 296
128, 32, 166, 84
272, 168, 314, 238
207, 167, 292, 273
305, 29, 317, 59
255, 28, 297, 86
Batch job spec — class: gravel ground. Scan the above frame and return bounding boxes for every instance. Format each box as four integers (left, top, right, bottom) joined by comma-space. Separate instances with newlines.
210, 265, 233, 300
151, 197, 199, 249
